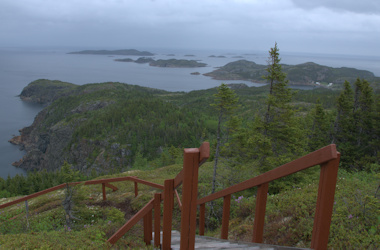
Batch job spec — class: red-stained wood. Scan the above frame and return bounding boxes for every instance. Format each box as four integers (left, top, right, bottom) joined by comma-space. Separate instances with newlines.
311, 153, 340, 250
134, 182, 138, 197
107, 198, 154, 244
174, 169, 184, 188
252, 183, 269, 243
129, 177, 164, 190
221, 194, 231, 240
143, 209, 153, 245
154, 193, 161, 248
199, 141, 210, 166
162, 179, 174, 250
104, 183, 118, 191
102, 183, 106, 200
175, 189, 182, 210
180, 148, 200, 250
0, 183, 67, 209
199, 203, 206, 236
198, 144, 337, 205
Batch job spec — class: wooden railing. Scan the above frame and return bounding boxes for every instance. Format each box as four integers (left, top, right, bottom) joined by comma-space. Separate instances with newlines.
197, 144, 340, 250
0, 176, 163, 210
107, 142, 210, 248
0, 143, 339, 250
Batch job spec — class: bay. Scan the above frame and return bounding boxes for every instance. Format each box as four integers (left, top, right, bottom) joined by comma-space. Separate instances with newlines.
0, 47, 379, 178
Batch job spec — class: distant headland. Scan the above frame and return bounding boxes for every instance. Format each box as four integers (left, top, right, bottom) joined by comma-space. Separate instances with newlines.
68, 49, 154, 56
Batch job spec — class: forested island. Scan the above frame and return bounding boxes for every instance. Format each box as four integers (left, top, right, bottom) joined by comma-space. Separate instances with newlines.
115, 57, 207, 68
68, 49, 154, 56
1, 45, 379, 249
204, 60, 380, 86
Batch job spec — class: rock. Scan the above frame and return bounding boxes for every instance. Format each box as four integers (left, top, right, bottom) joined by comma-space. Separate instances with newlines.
8, 136, 22, 145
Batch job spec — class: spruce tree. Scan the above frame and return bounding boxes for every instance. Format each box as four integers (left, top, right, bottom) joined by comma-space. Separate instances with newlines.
253, 42, 304, 171
352, 79, 374, 165
308, 99, 332, 151
334, 79, 378, 170
210, 83, 239, 194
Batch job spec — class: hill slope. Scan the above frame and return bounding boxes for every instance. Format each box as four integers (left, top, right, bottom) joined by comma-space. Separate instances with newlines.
204, 60, 379, 86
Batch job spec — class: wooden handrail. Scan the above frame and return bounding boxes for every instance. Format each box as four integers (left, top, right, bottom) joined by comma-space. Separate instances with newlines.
197, 144, 340, 250
198, 144, 337, 205
107, 198, 155, 244
0, 176, 163, 210
174, 142, 210, 188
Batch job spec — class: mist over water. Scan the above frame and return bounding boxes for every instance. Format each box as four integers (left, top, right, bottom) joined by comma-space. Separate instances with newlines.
0, 47, 379, 178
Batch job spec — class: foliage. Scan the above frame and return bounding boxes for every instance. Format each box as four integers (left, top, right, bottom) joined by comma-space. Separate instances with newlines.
243, 43, 306, 172
334, 79, 379, 170
225, 169, 379, 249
204, 59, 378, 86
0, 166, 88, 197
210, 83, 239, 194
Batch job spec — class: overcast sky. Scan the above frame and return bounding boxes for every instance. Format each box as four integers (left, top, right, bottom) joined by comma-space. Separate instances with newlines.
1, 0, 379, 56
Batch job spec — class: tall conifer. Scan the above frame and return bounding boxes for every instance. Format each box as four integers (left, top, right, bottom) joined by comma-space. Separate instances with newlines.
253, 42, 303, 171
210, 83, 239, 194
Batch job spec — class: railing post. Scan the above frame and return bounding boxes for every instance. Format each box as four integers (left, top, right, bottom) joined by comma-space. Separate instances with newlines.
162, 179, 174, 250
221, 194, 231, 239
143, 208, 153, 245
134, 181, 138, 197
199, 203, 206, 236
311, 154, 340, 250
25, 200, 30, 231
102, 183, 106, 200
180, 148, 201, 250
252, 182, 269, 243
154, 193, 161, 248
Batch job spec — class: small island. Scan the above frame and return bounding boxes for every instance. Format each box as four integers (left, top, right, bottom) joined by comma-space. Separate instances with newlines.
149, 59, 206, 68
114, 58, 134, 62
190, 72, 201, 75
115, 58, 207, 68
68, 49, 154, 56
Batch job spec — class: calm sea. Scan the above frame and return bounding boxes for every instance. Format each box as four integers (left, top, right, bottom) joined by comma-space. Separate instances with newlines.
1, 47, 379, 178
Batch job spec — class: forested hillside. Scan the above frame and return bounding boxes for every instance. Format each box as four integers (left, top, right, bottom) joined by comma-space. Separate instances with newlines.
204, 60, 380, 87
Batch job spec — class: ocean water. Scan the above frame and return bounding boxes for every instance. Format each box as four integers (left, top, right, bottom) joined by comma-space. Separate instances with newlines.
0, 47, 379, 178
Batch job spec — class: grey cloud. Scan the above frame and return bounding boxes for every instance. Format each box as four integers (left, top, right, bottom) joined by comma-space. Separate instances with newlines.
292, 0, 380, 14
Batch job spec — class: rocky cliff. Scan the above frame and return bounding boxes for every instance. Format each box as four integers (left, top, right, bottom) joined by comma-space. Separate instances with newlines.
10, 80, 202, 174
11, 81, 140, 173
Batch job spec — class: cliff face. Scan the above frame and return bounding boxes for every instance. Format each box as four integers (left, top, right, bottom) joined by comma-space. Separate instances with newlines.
11, 80, 134, 173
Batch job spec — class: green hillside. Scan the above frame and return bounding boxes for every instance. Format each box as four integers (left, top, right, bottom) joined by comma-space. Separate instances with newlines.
204, 60, 380, 87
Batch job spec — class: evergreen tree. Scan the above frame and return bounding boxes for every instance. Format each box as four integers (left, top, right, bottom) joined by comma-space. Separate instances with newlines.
251, 42, 304, 171
353, 79, 375, 157
334, 79, 378, 170
308, 99, 332, 151
210, 83, 239, 194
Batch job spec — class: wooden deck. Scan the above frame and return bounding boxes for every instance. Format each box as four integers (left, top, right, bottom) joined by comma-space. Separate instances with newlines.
153, 231, 310, 250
